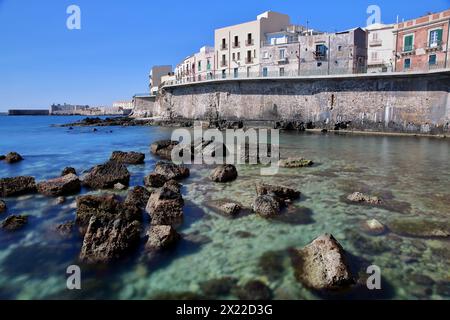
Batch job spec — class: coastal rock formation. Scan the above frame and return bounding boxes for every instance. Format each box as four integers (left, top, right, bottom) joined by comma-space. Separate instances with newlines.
145, 225, 180, 252
146, 182, 184, 226
61, 167, 77, 176
252, 195, 281, 218
278, 157, 314, 168
0, 155, 5, 161
79, 215, 141, 264
83, 161, 130, 189
210, 165, 238, 183
4, 152, 23, 164
151, 140, 179, 160
0, 176, 37, 197
1, 215, 28, 231
219, 201, 242, 216
364, 219, 386, 235
75, 194, 141, 233
0, 200, 6, 213
56, 196, 66, 204
154, 161, 190, 180
37, 174, 81, 197
110, 151, 145, 165
56, 221, 75, 237
114, 183, 127, 190
124, 186, 151, 210
144, 173, 168, 188
256, 183, 300, 201
347, 192, 382, 205
291, 234, 354, 290
388, 218, 450, 238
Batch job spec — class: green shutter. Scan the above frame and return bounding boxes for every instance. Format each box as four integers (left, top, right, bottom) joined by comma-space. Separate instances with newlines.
404, 35, 413, 47
436, 29, 443, 42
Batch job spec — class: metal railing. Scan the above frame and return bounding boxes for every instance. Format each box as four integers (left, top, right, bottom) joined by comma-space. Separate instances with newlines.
401, 45, 415, 54
369, 39, 383, 46
220, 60, 228, 67
220, 43, 228, 50
232, 42, 240, 48
245, 57, 254, 64
425, 40, 443, 50
245, 39, 254, 46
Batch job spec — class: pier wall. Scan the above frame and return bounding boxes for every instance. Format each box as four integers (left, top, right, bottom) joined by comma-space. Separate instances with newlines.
153, 70, 450, 134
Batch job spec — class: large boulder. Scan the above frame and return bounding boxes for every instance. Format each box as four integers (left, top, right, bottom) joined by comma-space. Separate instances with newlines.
4, 152, 23, 163
252, 195, 281, 218
124, 186, 151, 210
110, 151, 145, 165
1, 215, 28, 231
0, 176, 36, 197
154, 161, 190, 180
291, 234, 354, 290
75, 194, 141, 233
146, 182, 184, 226
150, 140, 179, 160
145, 225, 180, 252
0, 200, 6, 213
210, 165, 238, 183
79, 215, 141, 264
256, 183, 300, 201
144, 173, 168, 188
347, 192, 382, 205
278, 157, 313, 168
0, 155, 5, 161
82, 161, 130, 189
61, 167, 77, 176
209, 200, 242, 217
37, 174, 81, 197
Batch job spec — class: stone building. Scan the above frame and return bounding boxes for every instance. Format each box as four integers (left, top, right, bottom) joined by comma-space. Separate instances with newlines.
365, 23, 396, 73
150, 65, 173, 94
394, 9, 450, 72
175, 46, 215, 84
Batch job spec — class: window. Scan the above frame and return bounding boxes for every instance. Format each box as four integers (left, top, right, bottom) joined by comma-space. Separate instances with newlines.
279, 67, 285, 77
371, 52, 378, 61
315, 44, 327, 58
404, 35, 414, 52
247, 33, 253, 45
372, 32, 378, 40
263, 51, 269, 59
237, 52, 241, 61
429, 54, 437, 65
338, 45, 343, 51
198, 75, 201, 81
247, 67, 251, 77
262, 67, 268, 77
234, 36, 239, 47
207, 59, 211, 70
198, 61, 201, 72
404, 58, 411, 69
221, 54, 226, 67
234, 68, 239, 78
222, 70, 226, 79
429, 29, 443, 47
247, 50, 252, 63
221, 38, 227, 50
279, 49, 286, 59
232, 53, 236, 61
317, 62, 322, 67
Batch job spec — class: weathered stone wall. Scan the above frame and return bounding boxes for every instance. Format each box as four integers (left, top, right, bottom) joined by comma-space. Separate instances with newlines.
131, 96, 155, 118
155, 71, 450, 134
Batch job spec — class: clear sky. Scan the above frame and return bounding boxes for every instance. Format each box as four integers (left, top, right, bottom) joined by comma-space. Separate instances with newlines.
0, 0, 449, 111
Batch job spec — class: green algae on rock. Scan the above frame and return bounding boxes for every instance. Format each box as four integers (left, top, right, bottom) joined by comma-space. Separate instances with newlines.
388, 219, 450, 239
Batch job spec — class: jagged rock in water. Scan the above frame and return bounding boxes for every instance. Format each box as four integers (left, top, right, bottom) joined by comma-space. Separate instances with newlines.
144, 173, 168, 188
61, 167, 77, 176
291, 234, 354, 290
154, 161, 189, 180
56, 221, 75, 237
4, 152, 23, 163
209, 200, 242, 217
110, 151, 145, 165
0, 176, 37, 197
37, 174, 81, 197
79, 215, 141, 264
256, 183, 300, 201
150, 140, 180, 160
114, 183, 127, 191
347, 192, 382, 205
0, 200, 6, 213
124, 186, 151, 210
145, 225, 180, 252
210, 165, 238, 183
82, 161, 130, 189
252, 195, 281, 218
146, 182, 184, 226
278, 157, 314, 168
1, 215, 28, 231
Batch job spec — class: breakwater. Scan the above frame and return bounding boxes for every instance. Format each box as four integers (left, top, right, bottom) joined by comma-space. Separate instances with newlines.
152, 70, 450, 135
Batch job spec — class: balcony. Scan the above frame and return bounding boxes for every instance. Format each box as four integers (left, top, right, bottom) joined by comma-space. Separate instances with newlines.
245, 39, 254, 46
245, 57, 253, 64
220, 60, 228, 67
425, 41, 443, 52
232, 42, 240, 48
401, 45, 415, 56
313, 51, 327, 61
277, 57, 289, 65
220, 44, 228, 51
369, 39, 383, 47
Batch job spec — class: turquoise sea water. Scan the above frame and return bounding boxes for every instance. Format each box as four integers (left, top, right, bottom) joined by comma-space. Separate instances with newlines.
0, 115, 449, 300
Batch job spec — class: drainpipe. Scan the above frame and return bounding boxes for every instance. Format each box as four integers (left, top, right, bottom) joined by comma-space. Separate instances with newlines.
445, 19, 450, 69
327, 35, 331, 75
394, 28, 399, 72
228, 31, 231, 76
298, 41, 301, 76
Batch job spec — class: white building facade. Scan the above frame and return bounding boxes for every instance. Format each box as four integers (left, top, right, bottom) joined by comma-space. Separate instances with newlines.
365, 23, 396, 73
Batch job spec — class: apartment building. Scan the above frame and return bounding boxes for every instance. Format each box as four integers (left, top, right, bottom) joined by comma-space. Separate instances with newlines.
150, 65, 173, 94
214, 11, 291, 78
260, 27, 367, 76
366, 23, 396, 73
112, 100, 133, 110
394, 9, 450, 72
175, 46, 215, 83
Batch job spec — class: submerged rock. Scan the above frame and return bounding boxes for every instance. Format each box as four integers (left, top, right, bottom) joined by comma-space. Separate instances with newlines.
79, 215, 141, 264
252, 195, 281, 218
278, 157, 314, 168
4, 152, 23, 164
124, 186, 151, 210
56, 221, 75, 237
146, 182, 184, 226
145, 225, 180, 252
0, 176, 37, 197
110, 151, 145, 165
363, 219, 387, 235
144, 173, 168, 188
347, 192, 382, 205
56, 196, 66, 204
0, 200, 6, 213
291, 234, 354, 291
388, 219, 450, 239
199, 277, 239, 298
233, 280, 273, 300
83, 161, 130, 189
150, 140, 179, 160
210, 165, 238, 183
61, 167, 77, 176
154, 161, 189, 180
1, 215, 28, 231
256, 183, 300, 201
37, 174, 81, 197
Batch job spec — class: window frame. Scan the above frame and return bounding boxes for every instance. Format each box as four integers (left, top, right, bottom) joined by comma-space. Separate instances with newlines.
403, 34, 414, 52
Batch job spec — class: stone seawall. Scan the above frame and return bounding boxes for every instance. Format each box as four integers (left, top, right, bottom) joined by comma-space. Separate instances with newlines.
154, 71, 450, 135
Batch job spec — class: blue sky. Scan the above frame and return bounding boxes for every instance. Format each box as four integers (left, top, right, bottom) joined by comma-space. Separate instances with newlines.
0, 0, 449, 111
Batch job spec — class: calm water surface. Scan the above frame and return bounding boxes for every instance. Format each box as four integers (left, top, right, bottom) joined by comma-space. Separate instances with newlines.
0, 116, 449, 300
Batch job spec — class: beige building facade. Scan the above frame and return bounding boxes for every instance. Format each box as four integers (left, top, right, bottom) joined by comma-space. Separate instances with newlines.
366, 23, 396, 73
